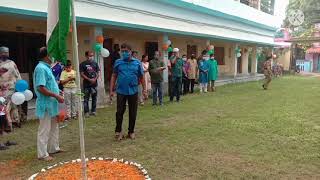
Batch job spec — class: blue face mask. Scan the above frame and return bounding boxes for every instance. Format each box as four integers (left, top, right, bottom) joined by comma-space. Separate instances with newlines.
122, 51, 130, 60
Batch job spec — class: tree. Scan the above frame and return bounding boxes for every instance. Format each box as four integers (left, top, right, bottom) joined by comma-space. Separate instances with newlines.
284, 0, 320, 38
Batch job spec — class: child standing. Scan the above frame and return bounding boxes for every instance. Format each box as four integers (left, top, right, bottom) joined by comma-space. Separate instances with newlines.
198, 54, 209, 93
207, 53, 219, 92
60, 60, 77, 120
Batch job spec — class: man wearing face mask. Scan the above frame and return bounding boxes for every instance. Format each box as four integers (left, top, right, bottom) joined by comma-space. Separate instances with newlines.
169, 48, 184, 102
110, 43, 146, 140
33, 47, 64, 161
80, 51, 100, 117
0, 46, 22, 130
149, 51, 165, 106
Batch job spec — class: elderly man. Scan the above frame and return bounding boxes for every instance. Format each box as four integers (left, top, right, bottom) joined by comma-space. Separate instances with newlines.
34, 47, 64, 161
0, 46, 22, 130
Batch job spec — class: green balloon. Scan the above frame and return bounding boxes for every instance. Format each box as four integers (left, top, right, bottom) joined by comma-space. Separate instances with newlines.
208, 50, 214, 55
94, 43, 102, 52
168, 47, 173, 52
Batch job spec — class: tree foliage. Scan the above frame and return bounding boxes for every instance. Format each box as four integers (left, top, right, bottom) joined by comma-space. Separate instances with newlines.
284, 0, 320, 38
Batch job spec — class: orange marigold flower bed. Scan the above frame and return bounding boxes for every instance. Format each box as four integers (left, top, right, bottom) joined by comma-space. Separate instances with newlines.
34, 160, 146, 180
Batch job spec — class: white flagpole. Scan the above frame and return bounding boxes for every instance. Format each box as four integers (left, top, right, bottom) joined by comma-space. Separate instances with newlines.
71, 0, 87, 179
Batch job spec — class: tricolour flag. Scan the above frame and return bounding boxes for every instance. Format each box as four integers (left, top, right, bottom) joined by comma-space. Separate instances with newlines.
47, 0, 71, 63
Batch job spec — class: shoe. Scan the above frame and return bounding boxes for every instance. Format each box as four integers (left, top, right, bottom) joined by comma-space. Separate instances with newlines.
0, 143, 9, 150
5, 141, 17, 146
115, 132, 124, 141
127, 133, 135, 140
90, 112, 96, 116
85, 113, 90, 118
140, 102, 145, 106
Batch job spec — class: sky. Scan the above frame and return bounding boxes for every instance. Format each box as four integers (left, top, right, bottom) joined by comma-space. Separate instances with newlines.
274, 0, 290, 27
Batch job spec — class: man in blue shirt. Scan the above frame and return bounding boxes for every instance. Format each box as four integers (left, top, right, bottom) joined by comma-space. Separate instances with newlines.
33, 47, 64, 161
110, 43, 146, 140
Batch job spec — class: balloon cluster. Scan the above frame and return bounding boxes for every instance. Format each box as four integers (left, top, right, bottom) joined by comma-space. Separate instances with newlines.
11, 80, 33, 105
162, 40, 173, 53
207, 45, 215, 55
235, 47, 241, 58
93, 36, 110, 58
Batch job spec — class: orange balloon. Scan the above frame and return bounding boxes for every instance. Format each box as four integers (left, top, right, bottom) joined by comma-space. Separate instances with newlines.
162, 44, 169, 50
57, 110, 66, 122
96, 36, 104, 44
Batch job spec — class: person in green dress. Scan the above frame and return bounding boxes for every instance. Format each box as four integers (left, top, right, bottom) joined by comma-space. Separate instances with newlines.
207, 54, 219, 92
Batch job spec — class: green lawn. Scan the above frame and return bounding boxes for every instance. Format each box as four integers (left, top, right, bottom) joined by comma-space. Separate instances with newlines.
1, 76, 320, 179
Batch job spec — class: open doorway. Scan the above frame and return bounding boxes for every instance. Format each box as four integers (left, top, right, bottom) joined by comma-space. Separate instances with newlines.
103, 38, 113, 91
187, 45, 197, 59
145, 42, 158, 61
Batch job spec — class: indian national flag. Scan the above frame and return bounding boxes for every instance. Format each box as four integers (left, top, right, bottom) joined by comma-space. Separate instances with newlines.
47, 0, 71, 63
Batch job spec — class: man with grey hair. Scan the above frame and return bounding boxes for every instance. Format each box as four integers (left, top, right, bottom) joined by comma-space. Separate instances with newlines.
0, 46, 22, 128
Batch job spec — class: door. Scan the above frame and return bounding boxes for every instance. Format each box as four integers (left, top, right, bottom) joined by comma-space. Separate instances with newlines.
237, 57, 242, 74
0, 31, 46, 88
145, 42, 158, 60
317, 57, 320, 72
187, 45, 197, 59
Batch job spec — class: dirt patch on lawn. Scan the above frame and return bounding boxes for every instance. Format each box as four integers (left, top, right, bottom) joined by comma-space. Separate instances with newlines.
0, 160, 25, 180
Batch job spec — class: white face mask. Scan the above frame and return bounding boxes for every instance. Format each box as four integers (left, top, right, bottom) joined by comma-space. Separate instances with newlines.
204, 56, 209, 61
182, 58, 187, 61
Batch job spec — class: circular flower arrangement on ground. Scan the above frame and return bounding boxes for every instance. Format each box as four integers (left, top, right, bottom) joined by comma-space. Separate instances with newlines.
28, 157, 151, 180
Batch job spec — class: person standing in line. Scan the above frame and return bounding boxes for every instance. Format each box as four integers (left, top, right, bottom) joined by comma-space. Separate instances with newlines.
262, 56, 273, 90
80, 51, 100, 117
51, 59, 64, 90
149, 51, 165, 106
132, 51, 139, 59
207, 53, 219, 92
60, 60, 77, 120
198, 53, 209, 93
169, 48, 184, 102
33, 47, 64, 161
140, 55, 151, 105
187, 54, 198, 93
110, 43, 147, 140
182, 54, 190, 95
0, 46, 22, 129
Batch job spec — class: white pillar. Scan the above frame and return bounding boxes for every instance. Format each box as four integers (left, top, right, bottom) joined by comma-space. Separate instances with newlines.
251, 46, 258, 74
158, 33, 169, 94
89, 26, 107, 106
231, 44, 238, 77
241, 47, 249, 75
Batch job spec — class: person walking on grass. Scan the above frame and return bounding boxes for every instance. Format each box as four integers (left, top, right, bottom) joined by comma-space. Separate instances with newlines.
149, 51, 165, 106
198, 52, 209, 93
33, 47, 64, 161
262, 56, 273, 90
187, 54, 198, 93
80, 51, 100, 118
207, 53, 219, 92
110, 43, 147, 140
60, 60, 77, 120
169, 48, 184, 102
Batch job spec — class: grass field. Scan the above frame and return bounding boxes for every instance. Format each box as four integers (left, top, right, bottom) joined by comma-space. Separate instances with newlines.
1, 76, 320, 179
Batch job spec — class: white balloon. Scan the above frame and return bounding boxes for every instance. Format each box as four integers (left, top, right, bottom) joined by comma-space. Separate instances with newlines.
0, 97, 5, 104
100, 48, 110, 58
23, 90, 33, 101
166, 40, 172, 45
11, 92, 25, 105
236, 52, 242, 58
